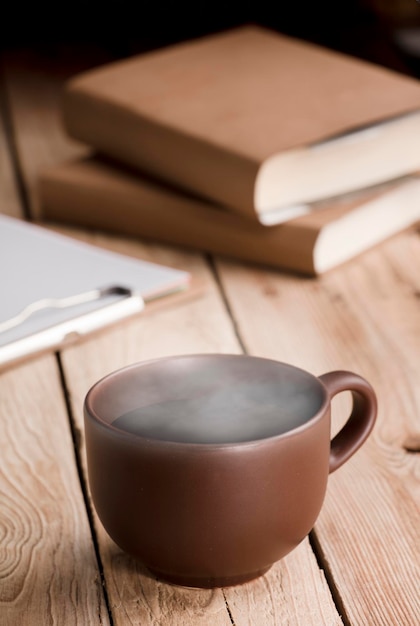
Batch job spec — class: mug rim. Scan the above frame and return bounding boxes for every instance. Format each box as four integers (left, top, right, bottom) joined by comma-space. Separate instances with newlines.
84, 353, 331, 448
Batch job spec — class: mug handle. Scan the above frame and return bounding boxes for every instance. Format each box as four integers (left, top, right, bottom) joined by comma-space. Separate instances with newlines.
318, 371, 377, 474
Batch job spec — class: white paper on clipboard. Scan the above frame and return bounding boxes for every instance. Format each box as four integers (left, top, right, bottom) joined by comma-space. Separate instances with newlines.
0, 215, 190, 369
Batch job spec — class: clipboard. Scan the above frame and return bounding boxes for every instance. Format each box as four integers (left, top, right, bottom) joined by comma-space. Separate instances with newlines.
0, 215, 190, 370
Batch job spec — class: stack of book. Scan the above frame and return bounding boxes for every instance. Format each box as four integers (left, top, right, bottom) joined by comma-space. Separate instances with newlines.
39, 26, 420, 275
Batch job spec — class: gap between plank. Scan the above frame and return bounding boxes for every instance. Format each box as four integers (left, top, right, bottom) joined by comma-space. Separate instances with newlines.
55, 352, 115, 626
206, 254, 249, 354
309, 530, 350, 626
0, 57, 32, 220
221, 590, 236, 625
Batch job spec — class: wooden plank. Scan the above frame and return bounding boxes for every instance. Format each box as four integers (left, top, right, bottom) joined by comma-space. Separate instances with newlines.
224, 542, 343, 625
58, 244, 241, 626
0, 356, 111, 625
0, 76, 110, 624
4, 51, 345, 624
215, 236, 420, 625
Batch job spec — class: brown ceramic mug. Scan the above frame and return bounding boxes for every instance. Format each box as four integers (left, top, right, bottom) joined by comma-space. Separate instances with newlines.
84, 354, 377, 588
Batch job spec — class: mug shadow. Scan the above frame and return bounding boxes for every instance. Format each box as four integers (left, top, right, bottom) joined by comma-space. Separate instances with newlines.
107, 543, 158, 582
103, 540, 225, 590
99, 542, 228, 621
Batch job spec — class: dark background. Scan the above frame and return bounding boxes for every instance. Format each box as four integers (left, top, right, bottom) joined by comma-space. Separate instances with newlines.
2, 1, 420, 76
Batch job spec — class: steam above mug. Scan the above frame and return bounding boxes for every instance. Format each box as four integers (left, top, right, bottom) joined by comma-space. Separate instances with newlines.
84, 354, 377, 588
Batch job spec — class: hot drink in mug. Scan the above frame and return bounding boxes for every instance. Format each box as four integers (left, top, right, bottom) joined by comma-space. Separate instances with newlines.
84, 354, 377, 588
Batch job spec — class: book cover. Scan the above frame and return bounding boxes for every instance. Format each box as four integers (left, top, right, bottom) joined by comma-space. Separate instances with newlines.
38, 156, 420, 275
62, 26, 420, 225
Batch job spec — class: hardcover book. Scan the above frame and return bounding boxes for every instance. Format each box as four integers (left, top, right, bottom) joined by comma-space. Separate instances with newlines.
38, 157, 420, 275
62, 26, 420, 225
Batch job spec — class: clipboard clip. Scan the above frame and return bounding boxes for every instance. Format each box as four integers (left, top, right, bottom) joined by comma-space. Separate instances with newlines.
0, 285, 136, 334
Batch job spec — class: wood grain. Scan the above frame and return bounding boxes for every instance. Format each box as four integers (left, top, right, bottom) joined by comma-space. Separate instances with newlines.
215, 239, 420, 625
3, 50, 345, 625
0, 356, 111, 625
224, 542, 342, 626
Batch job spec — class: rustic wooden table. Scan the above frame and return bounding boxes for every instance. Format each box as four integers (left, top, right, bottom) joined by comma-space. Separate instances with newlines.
1, 47, 419, 626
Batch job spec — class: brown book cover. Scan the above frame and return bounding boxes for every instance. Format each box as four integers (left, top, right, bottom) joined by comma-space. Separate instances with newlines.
62, 26, 420, 225
38, 157, 420, 275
